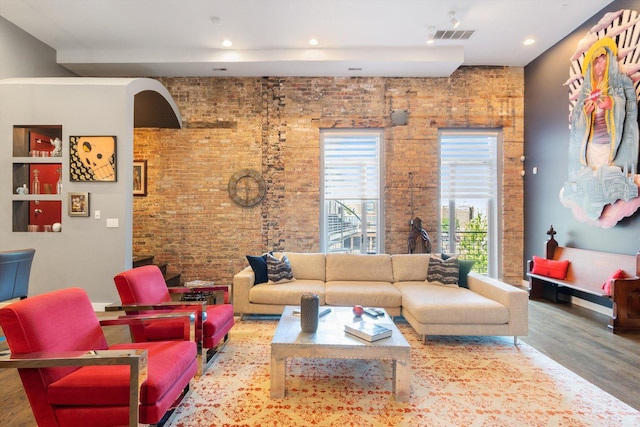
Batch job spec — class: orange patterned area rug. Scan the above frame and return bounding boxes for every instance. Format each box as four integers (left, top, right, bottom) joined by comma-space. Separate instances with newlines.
170, 319, 640, 426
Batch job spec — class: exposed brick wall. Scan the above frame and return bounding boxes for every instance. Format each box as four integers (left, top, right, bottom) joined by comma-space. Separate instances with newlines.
133, 67, 524, 287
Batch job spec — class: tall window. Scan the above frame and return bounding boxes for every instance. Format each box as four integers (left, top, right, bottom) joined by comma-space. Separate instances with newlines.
439, 130, 502, 277
321, 129, 383, 254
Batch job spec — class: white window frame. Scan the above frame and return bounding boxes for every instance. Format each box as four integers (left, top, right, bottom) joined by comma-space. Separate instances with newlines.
320, 129, 384, 254
439, 129, 502, 278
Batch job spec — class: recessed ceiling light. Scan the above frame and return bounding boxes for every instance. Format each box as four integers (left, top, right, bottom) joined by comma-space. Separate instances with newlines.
426, 26, 436, 44
523, 38, 536, 46
308, 38, 319, 46
222, 39, 232, 47
449, 11, 460, 29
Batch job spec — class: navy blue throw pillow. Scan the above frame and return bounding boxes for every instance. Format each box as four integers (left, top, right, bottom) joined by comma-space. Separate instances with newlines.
246, 254, 269, 285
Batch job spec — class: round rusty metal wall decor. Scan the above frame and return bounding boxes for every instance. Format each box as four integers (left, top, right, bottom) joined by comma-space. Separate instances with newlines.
228, 168, 266, 207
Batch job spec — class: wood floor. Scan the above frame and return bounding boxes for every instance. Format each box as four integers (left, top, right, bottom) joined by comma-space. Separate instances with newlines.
520, 300, 640, 412
1, 300, 639, 426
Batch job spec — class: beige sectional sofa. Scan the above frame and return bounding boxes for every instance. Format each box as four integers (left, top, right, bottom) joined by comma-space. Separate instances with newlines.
233, 252, 529, 344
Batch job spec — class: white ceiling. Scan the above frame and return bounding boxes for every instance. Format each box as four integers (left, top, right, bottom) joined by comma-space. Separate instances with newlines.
0, 0, 614, 78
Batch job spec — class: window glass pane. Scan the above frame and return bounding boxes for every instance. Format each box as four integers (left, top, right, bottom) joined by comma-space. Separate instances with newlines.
324, 134, 379, 199
321, 130, 382, 254
439, 131, 499, 277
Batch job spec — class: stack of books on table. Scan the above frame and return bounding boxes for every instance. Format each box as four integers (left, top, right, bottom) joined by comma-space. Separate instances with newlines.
344, 320, 392, 342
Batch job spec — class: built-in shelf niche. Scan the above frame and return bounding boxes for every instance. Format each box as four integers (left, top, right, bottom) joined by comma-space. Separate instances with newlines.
11, 125, 63, 232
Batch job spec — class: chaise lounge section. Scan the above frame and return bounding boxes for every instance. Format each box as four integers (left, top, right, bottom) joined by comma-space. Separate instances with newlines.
234, 252, 529, 343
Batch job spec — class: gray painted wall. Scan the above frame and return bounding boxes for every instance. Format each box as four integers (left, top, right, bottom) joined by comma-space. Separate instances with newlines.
1, 19, 181, 306
1, 79, 133, 305
0, 16, 74, 78
524, 1, 640, 278
0, 78, 180, 306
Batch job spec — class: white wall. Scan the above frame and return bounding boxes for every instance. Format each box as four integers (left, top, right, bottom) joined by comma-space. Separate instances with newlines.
0, 16, 74, 79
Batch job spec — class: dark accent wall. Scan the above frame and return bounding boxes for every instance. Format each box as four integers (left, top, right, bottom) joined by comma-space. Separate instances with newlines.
524, 0, 640, 278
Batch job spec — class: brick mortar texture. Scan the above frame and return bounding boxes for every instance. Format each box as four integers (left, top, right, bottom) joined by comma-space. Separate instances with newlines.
133, 67, 524, 287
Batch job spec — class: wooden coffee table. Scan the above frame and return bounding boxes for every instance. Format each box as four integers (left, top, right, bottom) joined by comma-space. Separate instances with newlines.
270, 306, 411, 401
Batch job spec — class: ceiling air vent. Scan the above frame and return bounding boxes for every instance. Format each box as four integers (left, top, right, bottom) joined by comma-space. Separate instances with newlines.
434, 30, 475, 40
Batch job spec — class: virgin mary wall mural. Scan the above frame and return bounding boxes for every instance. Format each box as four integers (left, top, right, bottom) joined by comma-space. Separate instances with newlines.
561, 9, 640, 228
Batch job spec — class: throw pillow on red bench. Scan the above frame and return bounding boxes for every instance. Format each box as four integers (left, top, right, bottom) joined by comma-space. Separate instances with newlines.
602, 269, 627, 296
531, 256, 570, 280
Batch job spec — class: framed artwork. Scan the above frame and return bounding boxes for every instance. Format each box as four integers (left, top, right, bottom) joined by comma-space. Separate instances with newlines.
133, 160, 148, 196
69, 136, 117, 182
68, 192, 89, 217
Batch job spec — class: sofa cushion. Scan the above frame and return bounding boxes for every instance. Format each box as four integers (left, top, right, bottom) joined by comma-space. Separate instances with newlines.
399, 283, 509, 325
326, 253, 393, 282
249, 280, 325, 305
48, 340, 196, 405
246, 254, 269, 284
202, 303, 235, 337
267, 253, 295, 284
325, 281, 402, 307
391, 254, 430, 282
427, 255, 459, 286
286, 252, 326, 281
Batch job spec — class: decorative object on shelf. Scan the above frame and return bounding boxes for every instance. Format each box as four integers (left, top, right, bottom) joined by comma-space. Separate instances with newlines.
133, 160, 147, 196
16, 185, 28, 195
69, 136, 117, 182
56, 167, 63, 194
68, 192, 89, 217
31, 169, 40, 195
52, 222, 62, 232
300, 292, 319, 333
50, 137, 62, 157
29, 131, 54, 157
228, 168, 266, 207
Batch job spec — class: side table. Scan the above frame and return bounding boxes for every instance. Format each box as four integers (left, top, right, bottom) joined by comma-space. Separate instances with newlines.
173, 280, 231, 305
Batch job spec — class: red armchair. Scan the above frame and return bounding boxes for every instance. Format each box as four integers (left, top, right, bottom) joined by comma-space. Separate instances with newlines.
112, 265, 235, 374
0, 287, 197, 427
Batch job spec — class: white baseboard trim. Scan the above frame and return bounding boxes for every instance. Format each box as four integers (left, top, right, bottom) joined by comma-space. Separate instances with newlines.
92, 303, 112, 312
521, 278, 612, 317
0, 299, 21, 308
569, 296, 613, 317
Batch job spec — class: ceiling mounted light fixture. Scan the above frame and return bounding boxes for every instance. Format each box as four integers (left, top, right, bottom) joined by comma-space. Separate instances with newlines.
308, 38, 319, 46
449, 11, 460, 29
426, 26, 436, 44
222, 39, 232, 47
